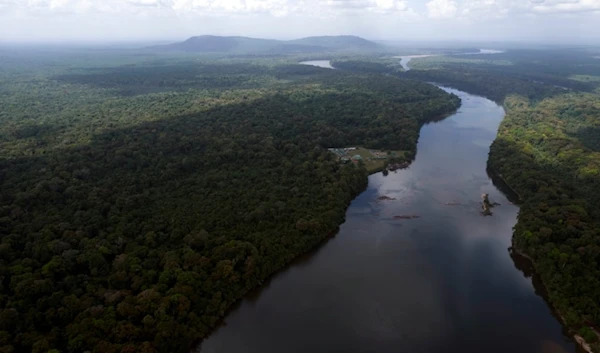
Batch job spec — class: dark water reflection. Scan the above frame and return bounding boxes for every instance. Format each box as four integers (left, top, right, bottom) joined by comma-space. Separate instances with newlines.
198, 88, 575, 353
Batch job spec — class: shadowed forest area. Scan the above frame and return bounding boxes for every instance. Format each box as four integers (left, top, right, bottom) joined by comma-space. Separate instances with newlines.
403, 49, 600, 351
0, 49, 460, 353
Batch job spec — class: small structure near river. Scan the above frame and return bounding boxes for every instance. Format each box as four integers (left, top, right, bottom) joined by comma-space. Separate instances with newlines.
327, 146, 407, 173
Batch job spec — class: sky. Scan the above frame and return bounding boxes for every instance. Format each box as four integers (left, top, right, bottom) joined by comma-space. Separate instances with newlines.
1, 0, 599, 43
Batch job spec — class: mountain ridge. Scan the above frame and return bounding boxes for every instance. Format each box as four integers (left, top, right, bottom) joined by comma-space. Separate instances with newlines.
149, 35, 384, 53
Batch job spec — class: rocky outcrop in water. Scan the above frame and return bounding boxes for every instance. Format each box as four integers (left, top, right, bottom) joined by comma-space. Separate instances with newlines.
377, 195, 396, 201
481, 193, 500, 216
393, 215, 420, 220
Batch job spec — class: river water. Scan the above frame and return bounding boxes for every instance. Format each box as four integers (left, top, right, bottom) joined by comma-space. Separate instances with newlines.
298, 60, 335, 69
397, 50, 505, 71
198, 59, 576, 353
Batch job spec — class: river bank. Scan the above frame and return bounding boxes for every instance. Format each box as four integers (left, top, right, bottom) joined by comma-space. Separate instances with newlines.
402, 52, 596, 353
197, 76, 575, 353
189, 61, 461, 352
511, 246, 596, 353
487, 143, 597, 353
487, 98, 599, 353
488, 162, 599, 353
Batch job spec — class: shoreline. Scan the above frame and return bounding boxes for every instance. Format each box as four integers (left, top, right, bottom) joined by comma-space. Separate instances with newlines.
194, 84, 459, 352
196, 69, 592, 353
191, 224, 355, 352
494, 163, 597, 353
191, 179, 368, 352
487, 125, 597, 352
485, 165, 523, 203
194, 151, 412, 351
402, 57, 596, 351
194, 67, 462, 351
510, 246, 595, 353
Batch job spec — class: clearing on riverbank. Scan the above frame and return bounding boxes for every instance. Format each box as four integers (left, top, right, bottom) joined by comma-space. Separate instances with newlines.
328, 146, 407, 173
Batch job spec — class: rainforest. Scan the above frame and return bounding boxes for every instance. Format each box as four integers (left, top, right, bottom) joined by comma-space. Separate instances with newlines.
0, 47, 460, 353
2, 40, 600, 353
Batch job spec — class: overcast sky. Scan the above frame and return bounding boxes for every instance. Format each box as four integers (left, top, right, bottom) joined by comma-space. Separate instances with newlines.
1, 0, 599, 43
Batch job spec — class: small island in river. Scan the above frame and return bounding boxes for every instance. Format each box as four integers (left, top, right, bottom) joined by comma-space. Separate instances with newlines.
481, 193, 500, 216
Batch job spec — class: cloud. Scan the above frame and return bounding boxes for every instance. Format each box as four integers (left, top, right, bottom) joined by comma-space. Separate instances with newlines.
456, 0, 600, 20
460, 0, 515, 18
370, 0, 409, 12
426, 0, 458, 18
322, 0, 409, 14
1, 0, 413, 17
170, 0, 291, 16
0, 0, 14, 9
530, 0, 600, 13
2, 0, 600, 19
1, 0, 600, 42
0, 0, 297, 16
4, 0, 123, 13
126, 0, 169, 7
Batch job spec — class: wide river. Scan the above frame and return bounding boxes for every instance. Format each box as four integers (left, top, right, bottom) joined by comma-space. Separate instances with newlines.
198, 58, 577, 353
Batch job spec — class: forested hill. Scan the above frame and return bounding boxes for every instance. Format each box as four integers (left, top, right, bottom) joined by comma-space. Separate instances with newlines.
404, 49, 600, 351
0, 53, 459, 353
149, 36, 280, 53
149, 35, 384, 53
287, 35, 382, 51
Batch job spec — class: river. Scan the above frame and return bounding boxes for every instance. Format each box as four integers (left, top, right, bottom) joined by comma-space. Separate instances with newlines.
397, 50, 505, 71
197, 58, 576, 353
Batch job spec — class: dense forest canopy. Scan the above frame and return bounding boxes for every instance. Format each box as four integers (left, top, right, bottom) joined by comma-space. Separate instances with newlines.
5, 44, 600, 353
330, 57, 403, 75
405, 49, 600, 100
404, 48, 600, 351
489, 93, 600, 349
0, 49, 460, 353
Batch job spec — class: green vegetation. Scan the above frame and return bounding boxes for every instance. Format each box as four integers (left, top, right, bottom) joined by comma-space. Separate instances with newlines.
404, 48, 600, 351
489, 94, 600, 351
287, 35, 383, 51
570, 75, 600, 84
407, 55, 513, 68
404, 65, 565, 103
0, 48, 460, 353
405, 49, 600, 99
331, 57, 403, 74
328, 147, 407, 173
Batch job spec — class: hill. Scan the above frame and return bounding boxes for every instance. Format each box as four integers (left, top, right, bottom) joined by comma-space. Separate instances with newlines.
287, 35, 382, 51
151, 35, 279, 53
149, 35, 383, 53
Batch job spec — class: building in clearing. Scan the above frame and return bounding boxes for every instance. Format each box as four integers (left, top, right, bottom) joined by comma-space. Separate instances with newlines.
352, 155, 362, 161
328, 148, 346, 157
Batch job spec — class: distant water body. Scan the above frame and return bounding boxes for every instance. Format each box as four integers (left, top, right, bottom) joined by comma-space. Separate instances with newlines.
396, 48, 505, 71
298, 60, 335, 69
197, 51, 576, 353
299, 49, 504, 71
